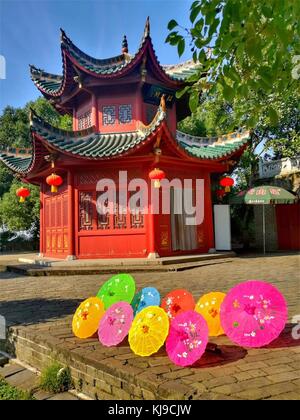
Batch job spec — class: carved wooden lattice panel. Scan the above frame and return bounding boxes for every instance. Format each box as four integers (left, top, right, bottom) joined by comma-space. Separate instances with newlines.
103, 106, 116, 125
79, 192, 93, 230
97, 193, 110, 230
129, 191, 144, 228
78, 111, 92, 130
119, 104, 132, 124
113, 202, 127, 229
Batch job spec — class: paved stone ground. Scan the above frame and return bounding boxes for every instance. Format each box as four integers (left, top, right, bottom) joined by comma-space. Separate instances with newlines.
0, 253, 299, 400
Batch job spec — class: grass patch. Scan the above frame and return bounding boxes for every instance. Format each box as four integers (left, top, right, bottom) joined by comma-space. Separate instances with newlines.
0, 377, 34, 400
40, 362, 72, 394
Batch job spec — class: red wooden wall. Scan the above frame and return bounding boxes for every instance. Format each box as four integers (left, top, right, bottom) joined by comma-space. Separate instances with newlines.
276, 204, 300, 250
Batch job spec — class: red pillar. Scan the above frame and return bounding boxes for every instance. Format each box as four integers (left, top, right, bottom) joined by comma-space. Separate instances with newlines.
147, 183, 159, 258
67, 171, 75, 259
39, 183, 44, 256
73, 108, 77, 131
205, 173, 215, 251
91, 94, 98, 129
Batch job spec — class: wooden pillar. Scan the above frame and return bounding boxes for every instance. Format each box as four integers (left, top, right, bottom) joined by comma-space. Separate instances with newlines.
67, 171, 76, 259
39, 183, 44, 257
147, 186, 159, 259
91, 93, 98, 129
73, 107, 77, 131
205, 173, 215, 251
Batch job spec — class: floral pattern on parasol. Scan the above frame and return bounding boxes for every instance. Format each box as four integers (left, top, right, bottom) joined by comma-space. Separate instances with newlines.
97, 273, 135, 310
98, 301, 133, 347
161, 289, 195, 320
72, 297, 105, 339
220, 280, 287, 347
129, 306, 169, 357
195, 292, 226, 337
166, 310, 209, 366
131, 287, 161, 315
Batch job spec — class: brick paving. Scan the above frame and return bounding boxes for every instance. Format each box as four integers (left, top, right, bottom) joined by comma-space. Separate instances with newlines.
0, 253, 299, 400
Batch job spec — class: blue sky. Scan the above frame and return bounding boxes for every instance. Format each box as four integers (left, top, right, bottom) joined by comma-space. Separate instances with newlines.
0, 0, 192, 113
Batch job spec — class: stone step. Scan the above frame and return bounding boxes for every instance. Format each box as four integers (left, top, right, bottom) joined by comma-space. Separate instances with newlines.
7, 258, 234, 277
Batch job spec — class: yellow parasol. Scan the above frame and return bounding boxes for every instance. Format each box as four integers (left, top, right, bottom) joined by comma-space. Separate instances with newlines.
195, 292, 226, 337
129, 306, 169, 356
72, 297, 105, 339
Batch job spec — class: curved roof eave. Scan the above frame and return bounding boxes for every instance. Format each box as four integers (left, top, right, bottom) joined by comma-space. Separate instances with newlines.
30, 18, 199, 100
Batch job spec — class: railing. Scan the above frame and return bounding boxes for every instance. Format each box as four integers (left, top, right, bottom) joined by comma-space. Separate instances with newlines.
259, 156, 300, 179
0, 146, 32, 157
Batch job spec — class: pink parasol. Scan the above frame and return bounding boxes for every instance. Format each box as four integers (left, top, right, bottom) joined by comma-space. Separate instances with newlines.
220, 280, 287, 348
98, 301, 133, 347
166, 310, 209, 367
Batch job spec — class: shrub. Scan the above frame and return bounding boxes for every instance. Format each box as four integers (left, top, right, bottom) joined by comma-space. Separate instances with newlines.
40, 362, 72, 393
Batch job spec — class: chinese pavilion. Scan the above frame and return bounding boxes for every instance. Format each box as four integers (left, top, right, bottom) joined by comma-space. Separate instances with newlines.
0, 18, 249, 260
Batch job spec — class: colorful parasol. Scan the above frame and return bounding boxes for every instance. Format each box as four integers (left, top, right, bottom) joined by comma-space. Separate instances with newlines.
195, 292, 226, 337
97, 273, 136, 310
98, 301, 133, 347
72, 297, 105, 339
129, 306, 169, 356
166, 310, 209, 367
220, 280, 287, 348
161, 289, 195, 320
131, 287, 161, 315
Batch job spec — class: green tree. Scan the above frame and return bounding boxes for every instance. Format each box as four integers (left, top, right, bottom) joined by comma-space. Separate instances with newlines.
0, 181, 40, 242
0, 97, 72, 149
167, 0, 300, 127
0, 97, 72, 243
0, 97, 72, 198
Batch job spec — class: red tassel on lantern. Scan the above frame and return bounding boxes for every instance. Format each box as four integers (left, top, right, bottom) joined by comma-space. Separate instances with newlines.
220, 177, 234, 192
16, 187, 30, 203
149, 168, 166, 188
46, 173, 63, 193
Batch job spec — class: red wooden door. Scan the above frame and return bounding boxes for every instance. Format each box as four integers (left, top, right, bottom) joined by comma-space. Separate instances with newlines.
276, 204, 300, 250
45, 193, 69, 257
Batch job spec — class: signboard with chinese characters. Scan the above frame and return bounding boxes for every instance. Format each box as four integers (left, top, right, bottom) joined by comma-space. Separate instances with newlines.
142, 83, 175, 108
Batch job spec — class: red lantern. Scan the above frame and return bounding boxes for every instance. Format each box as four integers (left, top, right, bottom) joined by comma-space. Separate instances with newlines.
46, 173, 63, 193
216, 189, 226, 200
16, 187, 30, 203
220, 177, 234, 192
149, 168, 166, 188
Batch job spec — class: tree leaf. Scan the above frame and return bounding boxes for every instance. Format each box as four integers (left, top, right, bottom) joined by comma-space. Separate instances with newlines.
176, 86, 190, 99
222, 83, 235, 102
268, 107, 279, 126
189, 90, 199, 113
167, 19, 178, 30
177, 39, 185, 57
190, 5, 201, 23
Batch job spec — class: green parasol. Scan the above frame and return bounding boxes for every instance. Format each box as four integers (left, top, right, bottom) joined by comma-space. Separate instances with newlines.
229, 186, 297, 254
244, 186, 297, 205
97, 273, 136, 310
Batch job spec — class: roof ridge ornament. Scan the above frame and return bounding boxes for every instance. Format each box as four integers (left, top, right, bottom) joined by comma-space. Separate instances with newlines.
160, 94, 166, 113
60, 28, 70, 45
144, 16, 150, 38
29, 107, 37, 126
122, 35, 128, 53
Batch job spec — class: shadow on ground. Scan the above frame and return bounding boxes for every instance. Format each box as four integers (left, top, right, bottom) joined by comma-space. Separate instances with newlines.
0, 298, 81, 326
264, 323, 300, 349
